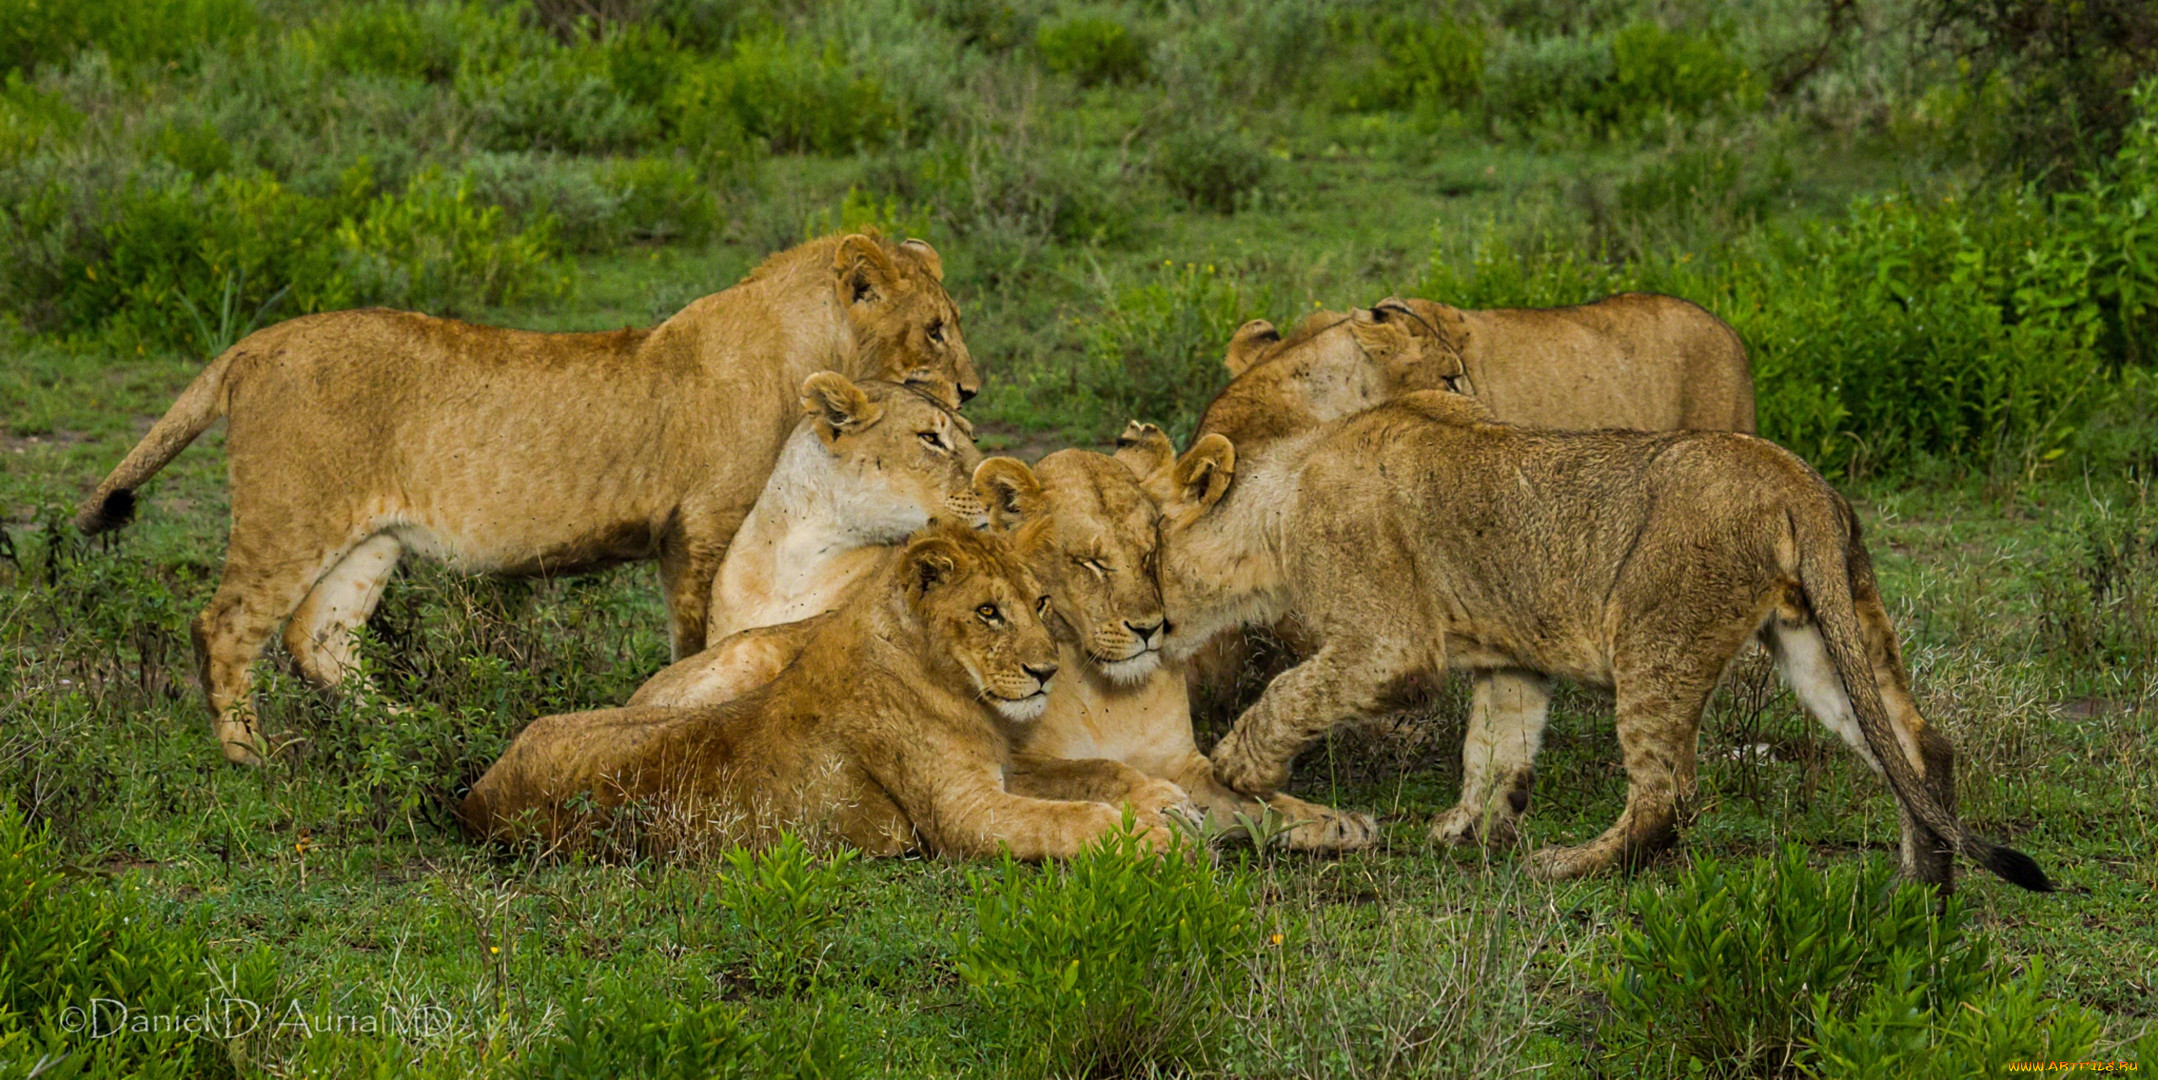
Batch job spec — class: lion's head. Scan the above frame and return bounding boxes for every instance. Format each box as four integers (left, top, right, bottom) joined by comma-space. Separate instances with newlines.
973, 444, 1169, 685
1197, 301, 1469, 449
830, 234, 980, 407
797, 372, 986, 538
897, 522, 1061, 723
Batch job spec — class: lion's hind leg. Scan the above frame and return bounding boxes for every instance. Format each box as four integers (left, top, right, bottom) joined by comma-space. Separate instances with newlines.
283, 532, 402, 694
1523, 661, 1718, 882
1430, 668, 1551, 848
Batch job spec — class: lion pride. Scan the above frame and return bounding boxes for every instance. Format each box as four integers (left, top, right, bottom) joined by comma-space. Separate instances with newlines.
73, 232, 974, 764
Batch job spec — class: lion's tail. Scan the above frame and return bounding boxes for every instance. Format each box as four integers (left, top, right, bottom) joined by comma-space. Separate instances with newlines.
1791, 499, 2052, 892
74, 343, 241, 534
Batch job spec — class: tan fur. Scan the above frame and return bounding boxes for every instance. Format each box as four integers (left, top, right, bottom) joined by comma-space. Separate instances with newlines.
461, 523, 1186, 860
1147, 389, 2048, 891
629, 445, 1374, 852
1188, 299, 1756, 837
75, 233, 975, 764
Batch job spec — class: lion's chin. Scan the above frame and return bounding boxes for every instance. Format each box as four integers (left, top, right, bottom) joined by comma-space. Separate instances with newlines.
1095, 650, 1160, 686
991, 691, 1049, 723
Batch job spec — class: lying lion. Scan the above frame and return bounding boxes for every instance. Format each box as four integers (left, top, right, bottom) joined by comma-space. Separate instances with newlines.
460, 522, 1188, 859
632, 448, 1376, 852
74, 232, 972, 763
1147, 389, 2050, 892
1184, 299, 1757, 842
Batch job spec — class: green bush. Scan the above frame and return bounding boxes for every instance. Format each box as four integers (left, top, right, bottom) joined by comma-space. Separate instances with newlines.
464, 46, 660, 155
1153, 121, 1268, 214
1034, 15, 1146, 87
953, 823, 1256, 1077
603, 155, 719, 245
1083, 260, 1266, 439
1330, 12, 1485, 114
1599, 846, 2095, 1076
304, 1, 516, 84
666, 30, 899, 156
0, 801, 269, 1079
716, 833, 859, 997
0, 77, 79, 165
515, 985, 758, 1080
1486, 21, 1752, 135
0, 0, 258, 79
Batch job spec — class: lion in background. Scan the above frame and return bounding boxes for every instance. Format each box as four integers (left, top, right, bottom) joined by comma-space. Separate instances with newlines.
460, 522, 1189, 860
74, 232, 972, 764
1186, 296, 1754, 840
1144, 388, 2048, 893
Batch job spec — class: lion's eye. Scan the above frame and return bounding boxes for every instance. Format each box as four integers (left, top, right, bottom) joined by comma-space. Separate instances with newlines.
1078, 557, 1109, 577
918, 430, 946, 450
1035, 596, 1052, 617
976, 603, 1002, 625
927, 320, 945, 344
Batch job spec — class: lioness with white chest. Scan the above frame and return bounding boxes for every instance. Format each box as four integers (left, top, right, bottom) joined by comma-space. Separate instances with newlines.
461, 522, 1187, 859
1151, 389, 2051, 892
74, 232, 972, 763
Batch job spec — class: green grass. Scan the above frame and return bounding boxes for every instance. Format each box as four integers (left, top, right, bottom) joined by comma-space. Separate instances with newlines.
4, 1, 2156, 1074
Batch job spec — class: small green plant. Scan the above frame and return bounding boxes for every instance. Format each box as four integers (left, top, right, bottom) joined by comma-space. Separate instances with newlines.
1034, 15, 1146, 87
1330, 12, 1485, 114
1598, 845, 2094, 1077
665, 31, 900, 156
717, 832, 858, 996
953, 820, 1256, 1077
2034, 499, 2158, 694
515, 981, 759, 1080
1152, 121, 1268, 214
1083, 259, 1267, 439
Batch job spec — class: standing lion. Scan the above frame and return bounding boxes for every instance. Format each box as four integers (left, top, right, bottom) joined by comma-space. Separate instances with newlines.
74, 232, 973, 764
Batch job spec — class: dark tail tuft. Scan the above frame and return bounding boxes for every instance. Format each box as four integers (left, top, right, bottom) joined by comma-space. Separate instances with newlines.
1984, 845, 2053, 892
74, 489, 136, 535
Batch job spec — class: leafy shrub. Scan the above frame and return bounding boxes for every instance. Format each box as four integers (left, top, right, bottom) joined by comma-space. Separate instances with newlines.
718, 833, 859, 996
1083, 260, 1266, 439
1599, 846, 2095, 1076
954, 823, 1256, 1077
465, 47, 661, 155
0, 77, 80, 166
893, 137, 1131, 251
1810, 957, 2103, 1078
150, 118, 232, 180
0, 801, 271, 1078
1329, 12, 1485, 114
1924, 0, 2158, 178
1153, 121, 1268, 214
515, 987, 758, 1080
332, 166, 566, 315
603, 155, 719, 245
666, 30, 899, 156
929, 0, 1037, 54
305, 1, 516, 84
0, 0, 258, 79
1486, 21, 1752, 135
1034, 15, 1146, 87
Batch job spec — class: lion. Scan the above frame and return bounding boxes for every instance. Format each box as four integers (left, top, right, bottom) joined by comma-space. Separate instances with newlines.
630, 445, 1375, 852
73, 232, 974, 764
1186, 299, 1755, 842
1144, 390, 2051, 892
459, 522, 1189, 860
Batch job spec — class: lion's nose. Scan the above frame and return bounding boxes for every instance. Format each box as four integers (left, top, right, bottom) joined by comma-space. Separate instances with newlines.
1126, 619, 1163, 647
957, 383, 979, 403
1023, 662, 1059, 686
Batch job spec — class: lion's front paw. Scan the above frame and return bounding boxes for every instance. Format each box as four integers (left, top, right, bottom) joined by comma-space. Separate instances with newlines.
1428, 803, 1521, 848
1265, 793, 1377, 853
1523, 842, 1616, 882
1210, 730, 1289, 795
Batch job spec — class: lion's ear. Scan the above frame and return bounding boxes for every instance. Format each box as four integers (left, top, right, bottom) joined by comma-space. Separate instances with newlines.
1173, 434, 1236, 510
833, 233, 900, 305
972, 457, 1043, 531
902, 536, 960, 601
1223, 319, 1281, 377
801, 372, 884, 443
1113, 421, 1176, 481
898, 238, 943, 282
